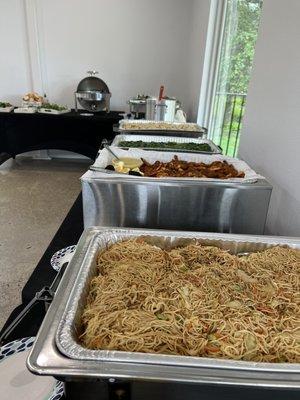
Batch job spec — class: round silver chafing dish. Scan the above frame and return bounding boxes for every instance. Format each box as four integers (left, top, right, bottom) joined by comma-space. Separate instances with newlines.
75, 71, 111, 113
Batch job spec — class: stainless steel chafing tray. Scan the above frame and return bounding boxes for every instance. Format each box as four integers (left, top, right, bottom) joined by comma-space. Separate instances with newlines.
111, 134, 222, 154
82, 171, 272, 234
91, 148, 262, 183
113, 127, 206, 139
118, 121, 207, 138
28, 227, 300, 388
117, 129, 205, 138
119, 120, 206, 133
85, 149, 271, 234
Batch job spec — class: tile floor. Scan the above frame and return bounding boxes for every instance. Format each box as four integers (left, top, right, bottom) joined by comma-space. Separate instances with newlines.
0, 157, 90, 329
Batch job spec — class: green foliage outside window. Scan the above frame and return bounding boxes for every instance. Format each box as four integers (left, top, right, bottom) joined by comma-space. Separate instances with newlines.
211, 0, 263, 156
222, 0, 263, 94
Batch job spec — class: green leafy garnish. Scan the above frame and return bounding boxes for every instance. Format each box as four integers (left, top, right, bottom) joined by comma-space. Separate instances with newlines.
42, 103, 67, 111
118, 141, 212, 152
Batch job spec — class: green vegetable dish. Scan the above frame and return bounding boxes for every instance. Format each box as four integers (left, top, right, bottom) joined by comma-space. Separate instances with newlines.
42, 103, 68, 111
118, 140, 213, 152
0, 102, 12, 108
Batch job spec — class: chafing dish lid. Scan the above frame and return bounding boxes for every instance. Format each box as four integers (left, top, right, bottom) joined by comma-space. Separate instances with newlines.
77, 71, 110, 94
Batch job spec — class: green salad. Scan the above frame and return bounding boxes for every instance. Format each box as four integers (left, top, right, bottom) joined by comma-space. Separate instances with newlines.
0, 102, 12, 108
118, 140, 213, 152
42, 103, 68, 111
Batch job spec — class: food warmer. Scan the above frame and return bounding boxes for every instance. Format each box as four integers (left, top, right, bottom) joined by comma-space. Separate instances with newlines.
128, 94, 148, 119
75, 71, 111, 113
118, 119, 207, 138
27, 227, 300, 400
81, 148, 272, 234
111, 134, 222, 154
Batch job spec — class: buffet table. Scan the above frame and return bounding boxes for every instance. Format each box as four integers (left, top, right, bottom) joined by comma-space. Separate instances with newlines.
0, 110, 122, 161
1, 122, 296, 400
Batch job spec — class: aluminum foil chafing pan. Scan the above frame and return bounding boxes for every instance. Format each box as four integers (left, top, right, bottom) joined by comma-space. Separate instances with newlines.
118, 120, 206, 138
118, 129, 204, 138
111, 134, 222, 154
91, 148, 263, 184
41, 227, 300, 388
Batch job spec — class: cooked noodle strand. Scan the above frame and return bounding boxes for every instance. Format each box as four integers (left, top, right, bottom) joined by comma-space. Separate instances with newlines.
80, 240, 300, 363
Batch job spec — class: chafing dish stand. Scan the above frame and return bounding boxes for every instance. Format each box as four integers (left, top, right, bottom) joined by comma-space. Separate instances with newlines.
28, 228, 300, 399
81, 171, 272, 234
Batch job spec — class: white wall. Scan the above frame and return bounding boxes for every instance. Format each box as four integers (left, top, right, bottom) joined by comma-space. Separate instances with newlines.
0, 0, 210, 160
0, 0, 209, 121
0, 0, 31, 105
187, 0, 211, 121
238, 0, 300, 236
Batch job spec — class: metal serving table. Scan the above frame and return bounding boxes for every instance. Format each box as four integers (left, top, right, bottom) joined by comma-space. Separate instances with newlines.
81, 170, 272, 234
27, 228, 300, 400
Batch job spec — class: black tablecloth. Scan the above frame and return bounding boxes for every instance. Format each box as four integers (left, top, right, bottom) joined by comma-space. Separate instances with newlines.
0, 110, 122, 160
0, 193, 84, 342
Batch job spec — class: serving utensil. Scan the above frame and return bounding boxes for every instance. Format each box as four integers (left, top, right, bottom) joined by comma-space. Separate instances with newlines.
0, 263, 68, 345
101, 139, 121, 161
158, 85, 165, 101
104, 145, 121, 161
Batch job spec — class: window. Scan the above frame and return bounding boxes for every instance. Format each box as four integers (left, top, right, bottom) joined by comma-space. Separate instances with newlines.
198, 0, 263, 156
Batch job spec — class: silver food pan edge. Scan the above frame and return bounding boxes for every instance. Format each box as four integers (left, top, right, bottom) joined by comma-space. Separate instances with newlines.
83, 170, 270, 189
111, 134, 221, 154
55, 229, 300, 373
92, 148, 263, 184
27, 228, 300, 386
118, 129, 204, 138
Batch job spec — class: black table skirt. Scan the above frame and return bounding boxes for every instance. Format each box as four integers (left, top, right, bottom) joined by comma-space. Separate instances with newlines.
0, 193, 84, 342
0, 110, 122, 161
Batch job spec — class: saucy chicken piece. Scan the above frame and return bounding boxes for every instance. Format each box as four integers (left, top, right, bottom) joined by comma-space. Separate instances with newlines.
140, 156, 245, 179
